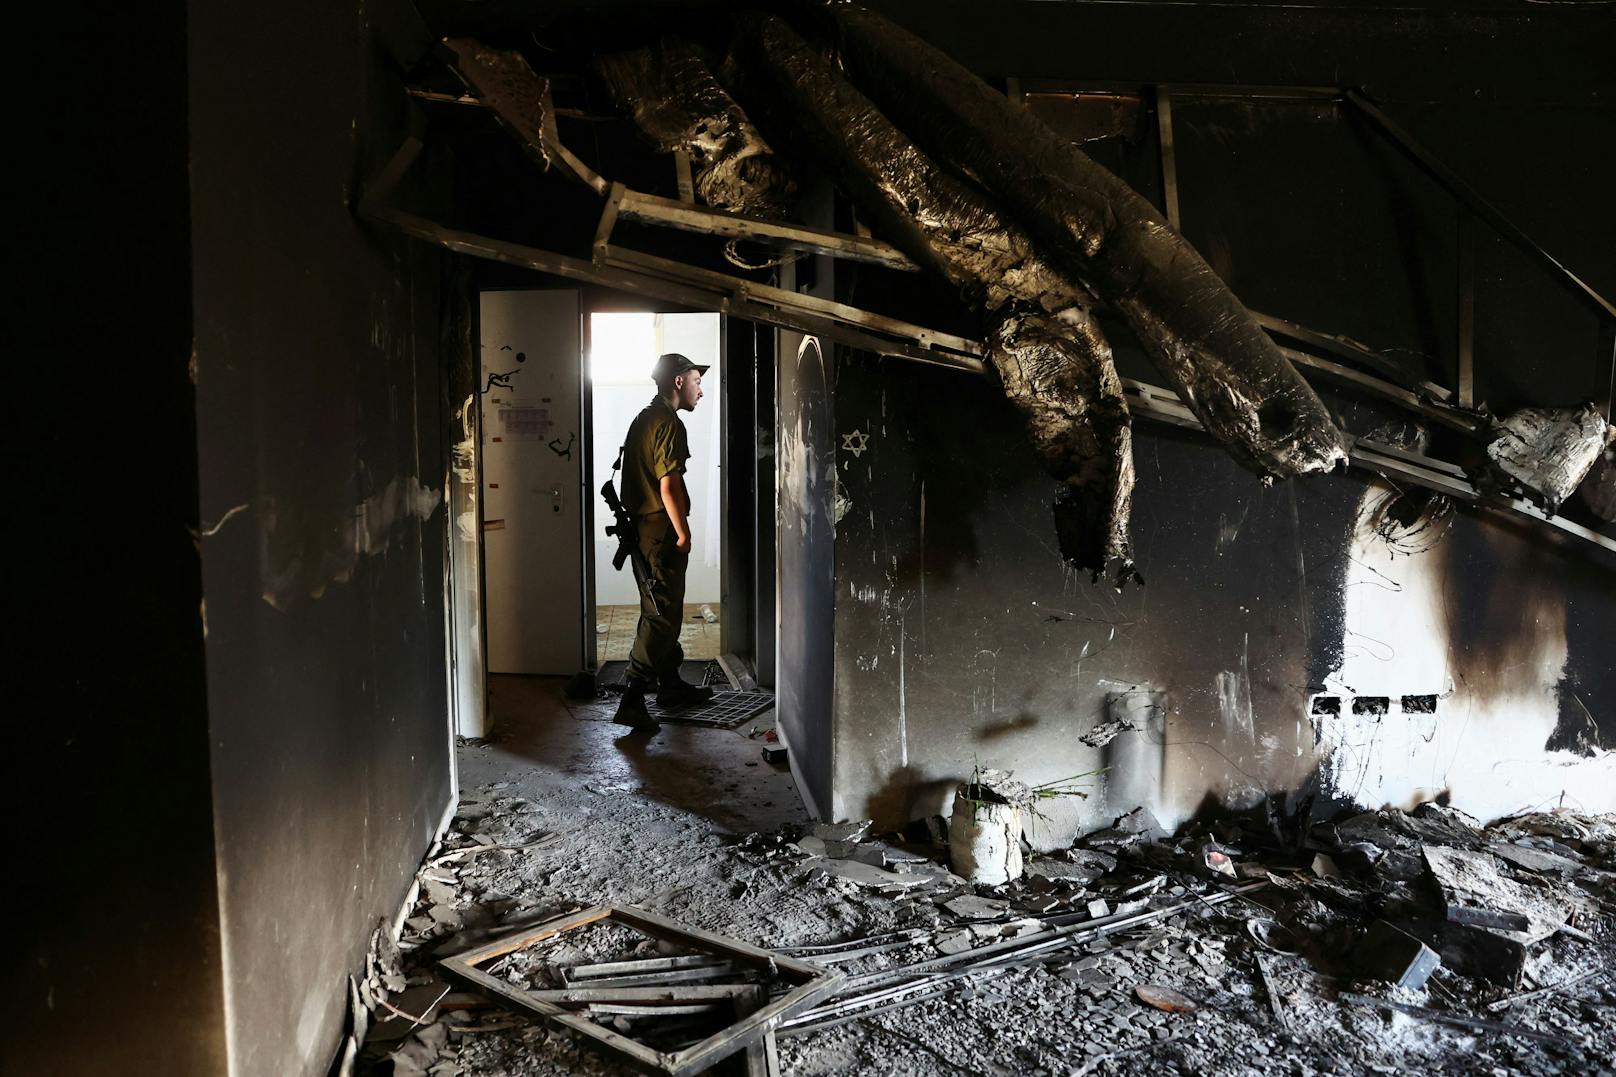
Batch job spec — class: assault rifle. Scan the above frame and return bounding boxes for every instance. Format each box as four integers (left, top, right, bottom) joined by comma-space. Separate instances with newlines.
601, 476, 654, 601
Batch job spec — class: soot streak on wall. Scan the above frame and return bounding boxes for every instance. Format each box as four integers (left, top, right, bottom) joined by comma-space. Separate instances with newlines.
777, 334, 838, 821
830, 357, 1362, 836
818, 7, 1614, 834
830, 356, 1615, 838
190, 2, 455, 1073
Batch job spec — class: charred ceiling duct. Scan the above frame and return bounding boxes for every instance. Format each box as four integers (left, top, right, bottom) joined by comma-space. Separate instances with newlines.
594, 37, 793, 220
818, 5, 1350, 482
369, 12, 1615, 571
736, 15, 1136, 580
989, 311, 1137, 580
1484, 403, 1615, 514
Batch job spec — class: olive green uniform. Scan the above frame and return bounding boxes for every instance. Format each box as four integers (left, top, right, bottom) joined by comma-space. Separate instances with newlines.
620, 396, 692, 684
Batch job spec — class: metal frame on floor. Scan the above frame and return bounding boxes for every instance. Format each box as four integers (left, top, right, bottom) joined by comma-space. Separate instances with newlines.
439, 904, 840, 1076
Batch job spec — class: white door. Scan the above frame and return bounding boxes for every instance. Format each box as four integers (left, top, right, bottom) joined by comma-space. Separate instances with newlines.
479, 289, 584, 674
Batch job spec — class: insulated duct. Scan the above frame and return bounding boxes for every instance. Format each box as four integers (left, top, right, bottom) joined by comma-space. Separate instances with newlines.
817, 6, 1349, 482
595, 37, 793, 218
740, 15, 1136, 579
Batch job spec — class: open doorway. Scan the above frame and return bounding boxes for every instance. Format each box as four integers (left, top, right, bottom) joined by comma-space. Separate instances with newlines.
587, 311, 725, 670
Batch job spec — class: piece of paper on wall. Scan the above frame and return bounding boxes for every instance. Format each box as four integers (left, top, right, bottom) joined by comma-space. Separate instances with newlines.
498, 406, 553, 440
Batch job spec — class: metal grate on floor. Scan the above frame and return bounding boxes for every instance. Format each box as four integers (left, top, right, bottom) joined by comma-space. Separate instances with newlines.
651, 690, 775, 728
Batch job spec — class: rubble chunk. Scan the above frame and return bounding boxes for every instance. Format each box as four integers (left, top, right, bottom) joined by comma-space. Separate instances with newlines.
944, 895, 1010, 920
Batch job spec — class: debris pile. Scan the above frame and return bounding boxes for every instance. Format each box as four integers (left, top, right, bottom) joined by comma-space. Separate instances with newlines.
353, 783, 1614, 1075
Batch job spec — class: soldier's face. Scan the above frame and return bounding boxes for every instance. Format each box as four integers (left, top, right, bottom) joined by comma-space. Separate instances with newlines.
675, 371, 703, 411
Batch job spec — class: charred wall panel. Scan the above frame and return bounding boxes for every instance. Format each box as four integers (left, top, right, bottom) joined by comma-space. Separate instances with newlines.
823, 12, 1615, 833
190, 2, 455, 1074
18, 3, 228, 1073
831, 350, 1616, 835
777, 333, 838, 820
830, 353, 1361, 839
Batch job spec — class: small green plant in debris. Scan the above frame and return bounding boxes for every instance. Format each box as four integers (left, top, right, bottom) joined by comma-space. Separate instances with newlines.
956, 763, 1106, 823
1025, 768, 1107, 821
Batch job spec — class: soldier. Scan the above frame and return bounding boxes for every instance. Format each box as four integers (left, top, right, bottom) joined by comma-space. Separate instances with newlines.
613, 352, 717, 728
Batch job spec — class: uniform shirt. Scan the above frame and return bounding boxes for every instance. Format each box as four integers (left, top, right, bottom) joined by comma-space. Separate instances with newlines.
621, 396, 691, 516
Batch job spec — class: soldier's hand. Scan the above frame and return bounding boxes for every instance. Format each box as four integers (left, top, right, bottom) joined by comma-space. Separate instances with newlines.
675, 532, 692, 555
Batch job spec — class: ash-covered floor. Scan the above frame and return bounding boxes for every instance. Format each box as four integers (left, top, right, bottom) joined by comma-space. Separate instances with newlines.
353, 677, 1616, 1077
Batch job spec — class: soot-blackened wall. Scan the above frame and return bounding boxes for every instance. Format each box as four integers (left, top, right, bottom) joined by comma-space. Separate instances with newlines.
20, 4, 228, 1074
190, 2, 456, 1073
820, 4, 1615, 834
778, 333, 839, 820
830, 359, 1615, 838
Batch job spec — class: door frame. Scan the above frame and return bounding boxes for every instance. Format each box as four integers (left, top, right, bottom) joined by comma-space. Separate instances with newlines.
581, 292, 755, 678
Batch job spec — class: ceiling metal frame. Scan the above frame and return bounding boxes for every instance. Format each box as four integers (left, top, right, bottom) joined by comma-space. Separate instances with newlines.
360, 50, 1614, 558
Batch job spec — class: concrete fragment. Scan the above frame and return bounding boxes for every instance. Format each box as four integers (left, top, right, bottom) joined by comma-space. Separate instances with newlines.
1114, 807, 1168, 839
1422, 844, 1569, 983
1422, 845, 1568, 942
812, 858, 928, 890
1026, 859, 1103, 885
1087, 899, 1111, 919
795, 836, 828, 857
944, 894, 1010, 919
1487, 841, 1584, 875
1079, 717, 1138, 747
813, 820, 873, 843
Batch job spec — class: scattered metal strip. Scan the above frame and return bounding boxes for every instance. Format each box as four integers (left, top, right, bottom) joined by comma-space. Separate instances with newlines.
781, 929, 931, 956
1020, 78, 1343, 102
1339, 992, 1560, 1042
1485, 965, 1609, 1012
793, 939, 921, 964
1276, 346, 1483, 436
439, 39, 555, 174
1254, 952, 1294, 1034
1343, 90, 1616, 321
614, 189, 919, 272
1251, 311, 1453, 402
1447, 906, 1531, 932
560, 963, 740, 994
1122, 380, 1616, 555
1155, 87, 1181, 229
587, 1002, 723, 1017
439, 904, 843, 1077
567, 954, 730, 981
533, 986, 768, 1005
358, 140, 1611, 558
781, 982, 959, 1035
783, 883, 1266, 1030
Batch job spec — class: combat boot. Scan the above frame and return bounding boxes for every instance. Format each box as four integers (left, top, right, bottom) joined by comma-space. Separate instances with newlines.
613, 681, 659, 729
